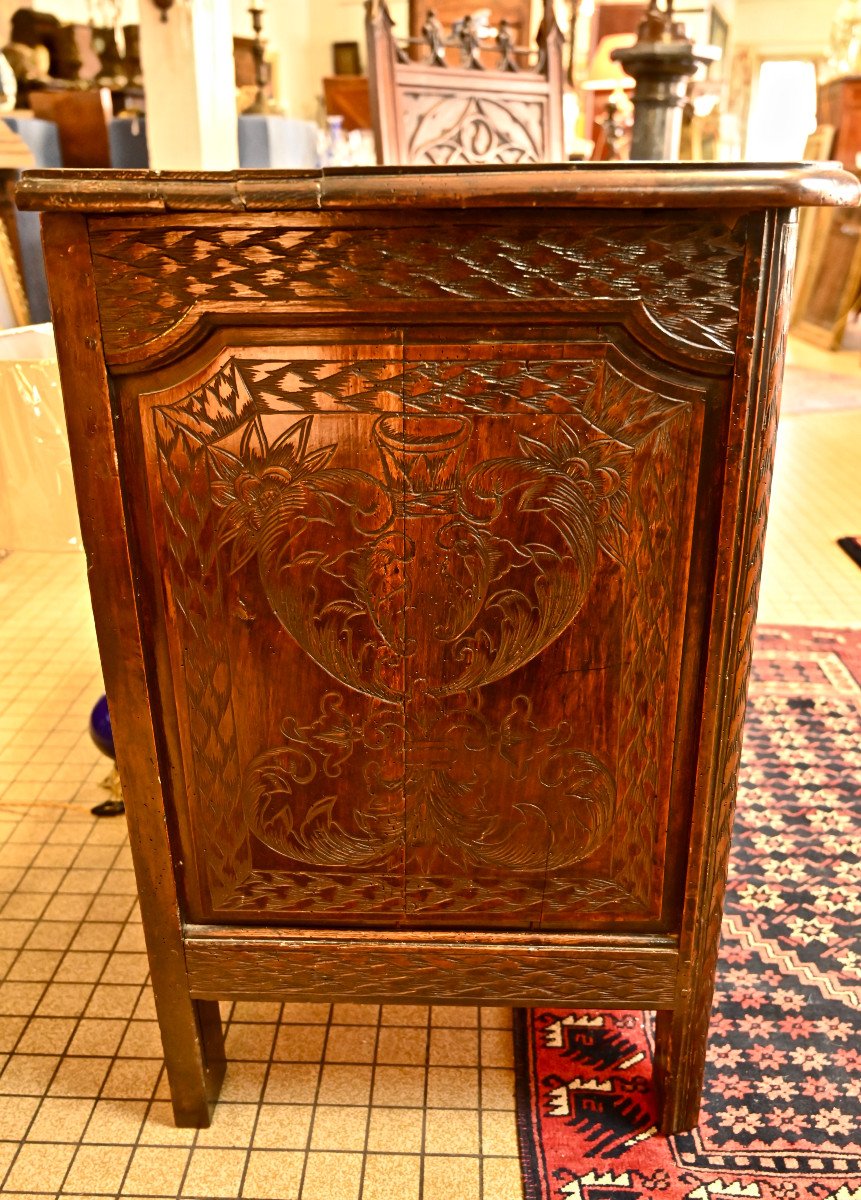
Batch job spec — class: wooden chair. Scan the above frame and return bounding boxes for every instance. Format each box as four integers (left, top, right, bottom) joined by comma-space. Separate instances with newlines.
29, 86, 113, 168
365, 0, 564, 165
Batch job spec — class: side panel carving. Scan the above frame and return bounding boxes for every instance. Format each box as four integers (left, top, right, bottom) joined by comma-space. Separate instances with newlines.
612, 447, 678, 906
655, 215, 796, 1131
154, 395, 249, 906
144, 339, 701, 925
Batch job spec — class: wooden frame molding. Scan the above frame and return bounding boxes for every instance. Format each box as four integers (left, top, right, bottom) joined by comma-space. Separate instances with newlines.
185, 930, 680, 1007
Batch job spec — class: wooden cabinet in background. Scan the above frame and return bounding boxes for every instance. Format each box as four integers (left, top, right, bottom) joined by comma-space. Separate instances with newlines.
323, 75, 372, 131
818, 74, 861, 169
792, 78, 861, 347
792, 198, 861, 349
18, 161, 859, 1135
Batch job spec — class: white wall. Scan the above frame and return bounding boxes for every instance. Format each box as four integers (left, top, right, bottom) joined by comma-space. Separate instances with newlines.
139, 0, 238, 169
266, 0, 408, 121
730, 0, 841, 160
733, 0, 842, 54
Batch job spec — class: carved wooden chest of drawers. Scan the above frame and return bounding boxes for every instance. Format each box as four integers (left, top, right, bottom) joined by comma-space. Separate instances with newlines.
20, 163, 859, 1132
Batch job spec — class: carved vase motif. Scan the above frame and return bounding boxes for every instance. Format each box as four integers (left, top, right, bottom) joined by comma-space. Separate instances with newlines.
199, 385, 632, 875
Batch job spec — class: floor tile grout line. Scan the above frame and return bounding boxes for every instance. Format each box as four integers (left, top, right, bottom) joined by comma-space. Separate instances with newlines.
417, 1006, 432, 1200
26, 838, 139, 1197
295, 1001, 335, 1200
354, 999, 383, 1200
0, 662, 105, 788
0, 820, 124, 1036
477, 1007, 485, 1199
232, 999, 283, 1200
114, 1060, 176, 1197
172, 998, 225, 1200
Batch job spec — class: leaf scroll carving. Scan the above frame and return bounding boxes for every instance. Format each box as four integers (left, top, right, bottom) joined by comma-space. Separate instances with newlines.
243, 690, 616, 874
204, 407, 631, 873
150, 347, 693, 920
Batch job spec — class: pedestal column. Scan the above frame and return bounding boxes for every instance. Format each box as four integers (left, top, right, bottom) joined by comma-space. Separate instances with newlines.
139, 0, 238, 170
612, 0, 718, 161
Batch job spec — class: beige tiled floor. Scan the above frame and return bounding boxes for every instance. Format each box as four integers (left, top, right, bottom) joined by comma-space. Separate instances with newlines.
758, 405, 861, 626
0, 567, 521, 1200
0, 343, 859, 1198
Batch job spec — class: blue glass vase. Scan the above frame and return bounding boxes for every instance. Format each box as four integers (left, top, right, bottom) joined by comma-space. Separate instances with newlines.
89, 694, 115, 759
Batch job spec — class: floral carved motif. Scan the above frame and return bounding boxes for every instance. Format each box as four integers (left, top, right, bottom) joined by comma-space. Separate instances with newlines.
151, 349, 691, 917
402, 92, 545, 164
206, 404, 627, 872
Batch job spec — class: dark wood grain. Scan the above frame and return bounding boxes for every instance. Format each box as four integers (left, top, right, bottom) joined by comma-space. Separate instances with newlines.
39, 214, 225, 1128
792, 202, 861, 350
185, 931, 679, 1007
817, 75, 861, 171
27, 163, 860, 1133
130, 336, 701, 927
654, 211, 798, 1133
29, 87, 114, 169
83, 211, 747, 367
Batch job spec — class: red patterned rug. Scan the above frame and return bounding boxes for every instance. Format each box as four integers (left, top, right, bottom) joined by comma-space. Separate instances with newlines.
515, 626, 861, 1200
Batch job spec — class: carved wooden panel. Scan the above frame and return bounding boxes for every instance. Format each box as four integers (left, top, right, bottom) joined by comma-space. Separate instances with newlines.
185, 935, 679, 1007
89, 213, 748, 366
139, 337, 703, 927
366, 0, 564, 167
655, 216, 799, 1129
401, 90, 548, 165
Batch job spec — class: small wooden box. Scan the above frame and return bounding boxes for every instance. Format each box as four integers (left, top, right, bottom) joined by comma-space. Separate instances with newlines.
18, 163, 859, 1132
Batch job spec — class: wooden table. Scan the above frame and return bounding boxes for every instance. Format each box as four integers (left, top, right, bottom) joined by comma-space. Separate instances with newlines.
18, 163, 860, 1133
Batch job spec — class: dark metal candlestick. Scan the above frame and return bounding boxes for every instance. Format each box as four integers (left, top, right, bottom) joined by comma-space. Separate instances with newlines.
152, 0, 175, 22
602, 97, 631, 161
244, 4, 273, 115
612, 0, 718, 160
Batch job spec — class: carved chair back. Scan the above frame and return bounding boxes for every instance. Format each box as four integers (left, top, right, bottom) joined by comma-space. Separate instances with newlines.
29, 86, 113, 169
365, 0, 565, 166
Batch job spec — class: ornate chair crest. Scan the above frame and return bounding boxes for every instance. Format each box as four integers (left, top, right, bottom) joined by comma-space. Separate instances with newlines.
365, 1, 565, 166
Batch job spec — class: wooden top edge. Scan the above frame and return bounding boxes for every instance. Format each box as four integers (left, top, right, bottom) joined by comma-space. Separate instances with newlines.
182, 924, 680, 950
15, 162, 861, 213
